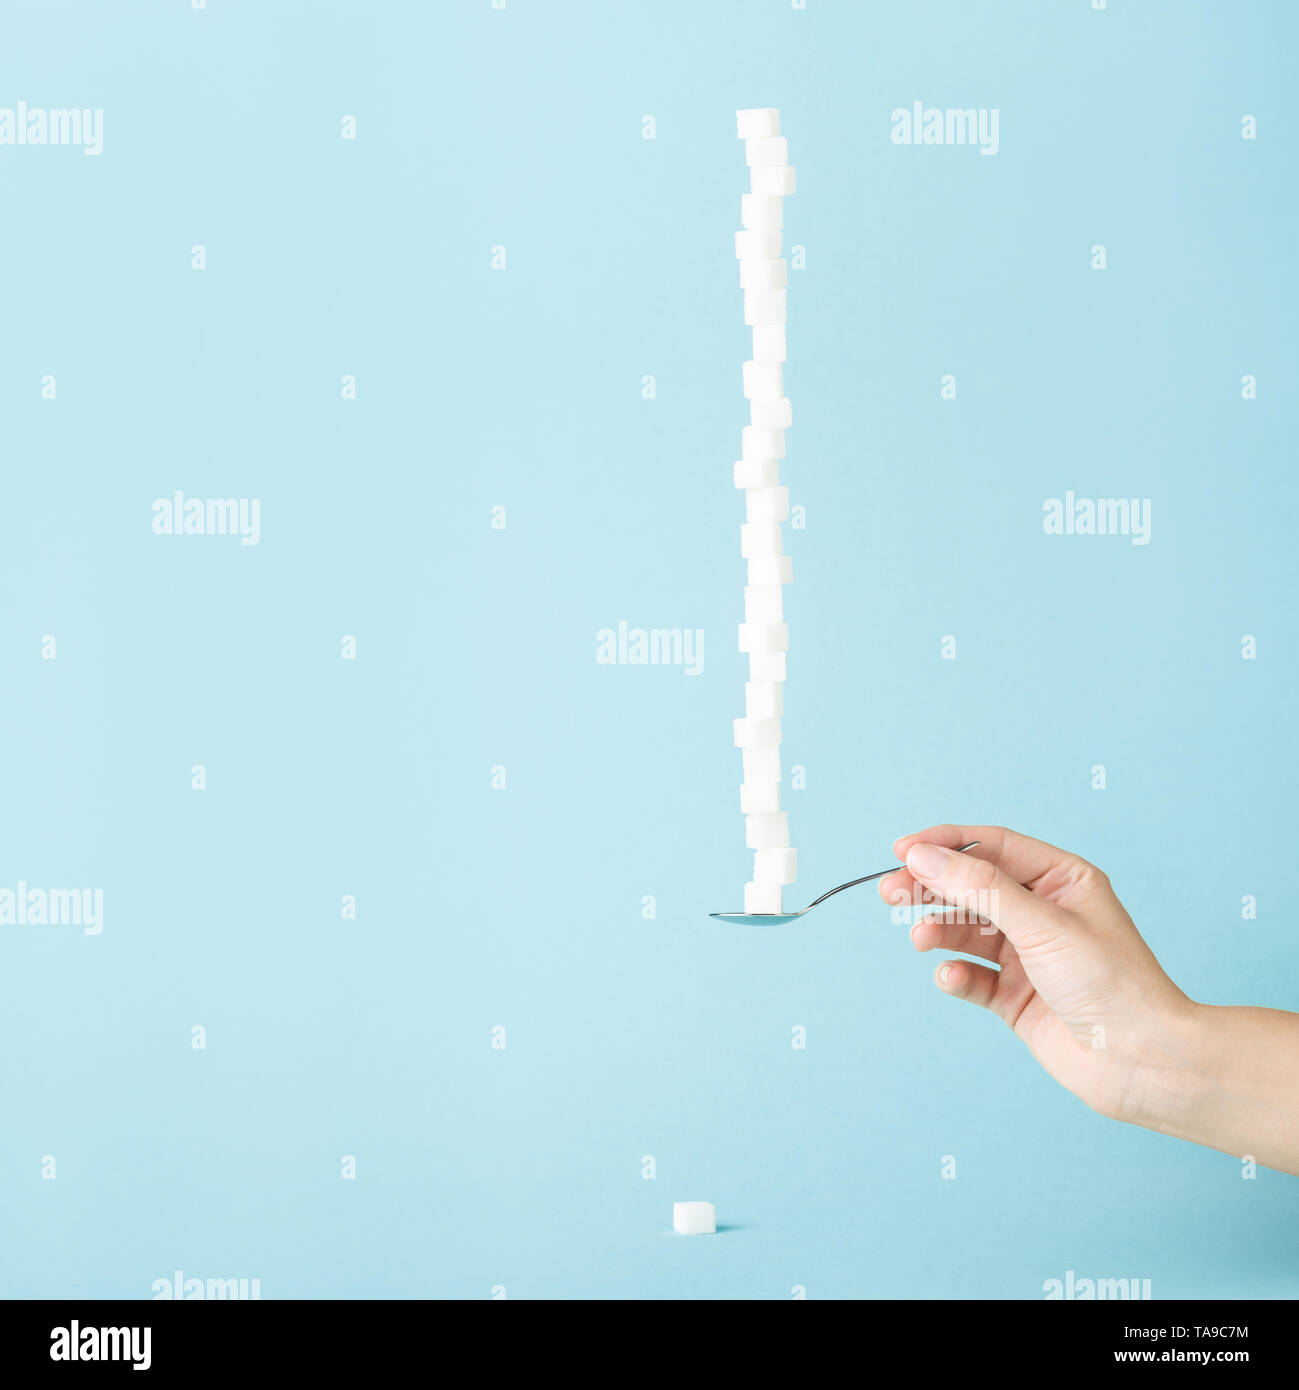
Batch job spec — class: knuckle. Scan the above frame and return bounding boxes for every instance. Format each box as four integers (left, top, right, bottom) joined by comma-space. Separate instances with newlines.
965, 856, 1000, 893
1076, 860, 1112, 895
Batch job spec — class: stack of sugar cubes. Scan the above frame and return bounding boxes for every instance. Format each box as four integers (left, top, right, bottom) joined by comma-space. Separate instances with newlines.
733, 108, 796, 916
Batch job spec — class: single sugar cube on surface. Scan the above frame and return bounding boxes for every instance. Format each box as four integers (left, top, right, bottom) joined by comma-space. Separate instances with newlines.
754, 847, 797, 885
735, 229, 781, 260
740, 194, 783, 231
750, 397, 792, 430
744, 585, 784, 624
745, 678, 783, 717
741, 425, 785, 460
747, 554, 793, 586
736, 107, 780, 139
745, 486, 789, 524
739, 258, 787, 290
738, 621, 789, 654
743, 360, 783, 399
673, 1200, 718, 1235
733, 458, 779, 489
740, 522, 782, 559
745, 136, 788, 167
752, 324, 787, 362
746, 812, 790, 849
744, 289, 786, 326
748, 650, 787, 682
743, 881, 782, 915
742, 747, 780, 783
751, 165, 797, 197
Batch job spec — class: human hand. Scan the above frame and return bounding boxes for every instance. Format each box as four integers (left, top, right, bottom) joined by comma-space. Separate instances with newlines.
877, 824, 1192, 1127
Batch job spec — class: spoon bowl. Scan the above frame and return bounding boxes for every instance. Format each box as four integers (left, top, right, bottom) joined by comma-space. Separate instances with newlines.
710, 842, 980, 925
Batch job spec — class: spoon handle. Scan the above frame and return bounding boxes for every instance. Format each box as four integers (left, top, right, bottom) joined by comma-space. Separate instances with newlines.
803, 841, 981, 911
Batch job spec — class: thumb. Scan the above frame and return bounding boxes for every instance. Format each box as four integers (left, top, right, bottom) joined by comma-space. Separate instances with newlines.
904, 842, 1069, 953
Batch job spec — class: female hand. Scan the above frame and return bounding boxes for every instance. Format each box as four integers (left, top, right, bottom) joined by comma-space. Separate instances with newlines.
877, 824, 1299, 1174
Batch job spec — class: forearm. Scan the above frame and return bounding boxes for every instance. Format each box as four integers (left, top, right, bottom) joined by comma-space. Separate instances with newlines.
1134, 1001, 1299, 1176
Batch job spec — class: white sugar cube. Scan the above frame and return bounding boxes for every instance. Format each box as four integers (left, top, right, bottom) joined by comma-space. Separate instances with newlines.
673, 1200, 717, 1235
733, 458, 780, 489
750, 397, 792, 430
744, 585, 784, 624
741, 425, 785, 460
743, 360, 783, 399
740, 782, 780, 814
741, 194, 783, 231
752, 165, 797, 197
747, 555, 793, 586
746, 812, 790, 849
752, 324, 787, 362
736, 108, 780, 139
742, 747, 781, 782
735, 229, 781, 260
740, 522, 782, 559
743, 881, 783, 915
732, 716, 781, 749
745, 136, 788, 167
738, 621, 789, 654
744, 289, 786, 325
745, 486, 789, 524
748, 651, 787, 682
754, 847, 797, 885
739, 259, 787, 290
745, 679, 783, 717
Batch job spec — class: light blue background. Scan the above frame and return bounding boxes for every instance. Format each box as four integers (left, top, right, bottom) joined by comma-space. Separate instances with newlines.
1, 0, 1296, 1299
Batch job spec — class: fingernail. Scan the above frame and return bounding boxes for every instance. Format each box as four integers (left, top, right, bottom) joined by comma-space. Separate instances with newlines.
938, 963, 953, 985
907, 843, 951, 878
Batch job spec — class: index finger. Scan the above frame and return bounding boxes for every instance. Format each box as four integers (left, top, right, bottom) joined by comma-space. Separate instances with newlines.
892, 825, 1086, 891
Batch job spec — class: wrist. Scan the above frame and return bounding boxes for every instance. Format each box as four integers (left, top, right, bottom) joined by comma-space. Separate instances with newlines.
1108, 991, 1211, 1135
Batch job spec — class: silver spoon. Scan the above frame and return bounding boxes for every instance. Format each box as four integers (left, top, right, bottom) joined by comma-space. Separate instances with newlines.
710, 841, 981, 925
